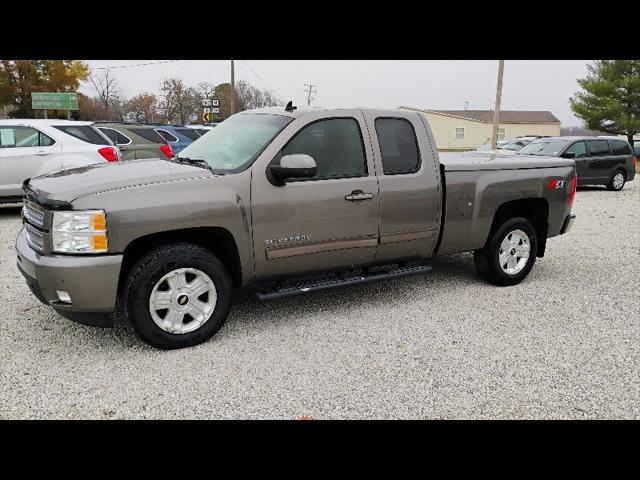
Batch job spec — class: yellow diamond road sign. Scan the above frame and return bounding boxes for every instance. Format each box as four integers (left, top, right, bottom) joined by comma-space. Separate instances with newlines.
203, 112, 212, 123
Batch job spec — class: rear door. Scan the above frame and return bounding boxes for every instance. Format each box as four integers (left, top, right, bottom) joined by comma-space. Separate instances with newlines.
362, 110, 442, 262
586, 139, 613, 182
0, 126, 61, 197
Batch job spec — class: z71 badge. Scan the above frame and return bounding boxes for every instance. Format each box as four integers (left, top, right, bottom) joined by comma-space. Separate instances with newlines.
265, 234, 312, 247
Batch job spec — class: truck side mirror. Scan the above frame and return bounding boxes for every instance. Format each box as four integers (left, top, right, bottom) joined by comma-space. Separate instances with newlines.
561, 151, 576, 159
269, 154, 317, 186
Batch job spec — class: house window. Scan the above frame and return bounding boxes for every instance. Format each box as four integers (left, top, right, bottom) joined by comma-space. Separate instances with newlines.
455, 127, 465, 140
498, 127, 506, 141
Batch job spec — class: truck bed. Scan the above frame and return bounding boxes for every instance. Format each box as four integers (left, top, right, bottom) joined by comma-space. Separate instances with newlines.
439, 152, 574, 171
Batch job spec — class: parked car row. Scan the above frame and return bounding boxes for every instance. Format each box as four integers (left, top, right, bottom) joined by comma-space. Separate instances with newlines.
471, 135, 636, 191
0, 119, 218, 203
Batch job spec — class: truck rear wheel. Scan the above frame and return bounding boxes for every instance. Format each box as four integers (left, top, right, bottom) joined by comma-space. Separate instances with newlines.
120, 243, 233, 349
473, 217, 538, 286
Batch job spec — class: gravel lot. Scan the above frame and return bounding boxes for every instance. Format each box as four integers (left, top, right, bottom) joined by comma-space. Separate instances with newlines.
1, 182, 639, 419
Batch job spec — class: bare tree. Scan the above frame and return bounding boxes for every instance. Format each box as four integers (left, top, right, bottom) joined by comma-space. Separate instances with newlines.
89, 68, 121, 114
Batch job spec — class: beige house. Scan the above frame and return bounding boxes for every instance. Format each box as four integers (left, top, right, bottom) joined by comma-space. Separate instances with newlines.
400, 106, 561, 151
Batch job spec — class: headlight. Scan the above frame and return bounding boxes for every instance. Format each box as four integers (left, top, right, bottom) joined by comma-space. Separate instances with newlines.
51, 210, 108, 253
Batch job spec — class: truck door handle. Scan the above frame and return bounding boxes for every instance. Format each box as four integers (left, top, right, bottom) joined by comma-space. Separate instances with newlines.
35, 151, 50, 156
345, 190, 374, 201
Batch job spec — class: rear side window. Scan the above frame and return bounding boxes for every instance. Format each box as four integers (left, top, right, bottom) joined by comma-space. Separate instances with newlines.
53, 125, 107, 145
610, 139, 631, 155
175, 128, 200, 141
130, 128, 166, 144
97, 127, 130, 145
155, 129, 179, 143
587, 140, 610, 156
196, 129, 209, 136
375, 118, 421, 174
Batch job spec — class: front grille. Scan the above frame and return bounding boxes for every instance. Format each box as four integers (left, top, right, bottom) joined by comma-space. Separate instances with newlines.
23, 202, 45, 229
25, 224, 45, 252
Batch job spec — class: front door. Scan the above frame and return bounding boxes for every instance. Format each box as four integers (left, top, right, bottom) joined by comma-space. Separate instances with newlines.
250, 111, 380, 280
0, 126, 61, 197
563, 140, 588, 181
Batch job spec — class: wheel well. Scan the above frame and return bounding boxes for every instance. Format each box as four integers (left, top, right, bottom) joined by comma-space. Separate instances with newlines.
118, 227, 243, 289
489, 198, 549, 257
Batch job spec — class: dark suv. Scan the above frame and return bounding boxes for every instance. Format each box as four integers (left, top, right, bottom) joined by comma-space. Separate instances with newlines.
518, 136, 636, 191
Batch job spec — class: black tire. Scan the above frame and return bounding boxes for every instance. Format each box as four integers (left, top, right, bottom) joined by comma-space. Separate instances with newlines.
606, 169, 626, 191
120, 243, 233, 349
473, 217, 538, 286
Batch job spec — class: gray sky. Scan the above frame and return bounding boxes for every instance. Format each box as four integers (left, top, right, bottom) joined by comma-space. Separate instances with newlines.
82, 60, 591, 126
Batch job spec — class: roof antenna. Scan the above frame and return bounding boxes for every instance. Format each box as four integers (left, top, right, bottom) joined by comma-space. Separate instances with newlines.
285, 101, 297, 112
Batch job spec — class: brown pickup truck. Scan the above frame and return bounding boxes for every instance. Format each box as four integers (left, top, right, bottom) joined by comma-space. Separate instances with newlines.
16, 106, 577, 349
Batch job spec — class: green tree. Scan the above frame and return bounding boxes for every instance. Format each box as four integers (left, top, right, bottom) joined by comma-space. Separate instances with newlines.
0, 60, 89, 118
570, 60, 640, 146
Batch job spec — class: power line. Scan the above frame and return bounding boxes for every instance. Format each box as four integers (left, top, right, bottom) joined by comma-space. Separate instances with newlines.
94, 60, 181, 70
241, 60, 285, 99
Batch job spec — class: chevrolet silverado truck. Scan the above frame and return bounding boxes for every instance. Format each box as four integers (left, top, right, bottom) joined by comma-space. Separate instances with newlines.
16, 106, 577, 349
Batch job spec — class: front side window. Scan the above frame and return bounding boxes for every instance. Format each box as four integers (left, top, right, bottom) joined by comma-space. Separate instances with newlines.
375, 118, 421, 175
0, 126, 54, 148
178, 113, 292, 173
565, 141, 587, 158
587, 140, 610, 156
455, 127, 465, 140
610, 139, 631, 155
275, 118, 367, 180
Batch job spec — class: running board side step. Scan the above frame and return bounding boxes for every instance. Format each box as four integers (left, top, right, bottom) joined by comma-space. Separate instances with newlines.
252, 264, 432, 302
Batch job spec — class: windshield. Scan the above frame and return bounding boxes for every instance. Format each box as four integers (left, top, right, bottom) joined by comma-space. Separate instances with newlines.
177, 113, 292, 172
518, 139, 568, 156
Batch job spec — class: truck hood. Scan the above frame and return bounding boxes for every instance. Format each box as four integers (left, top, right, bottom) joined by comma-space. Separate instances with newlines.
25, 158, 213, 206
439, 152, 575, 171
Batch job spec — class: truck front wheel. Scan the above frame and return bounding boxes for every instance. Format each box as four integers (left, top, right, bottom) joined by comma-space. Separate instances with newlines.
120, 243, 233, 349
473, 217, 538, 286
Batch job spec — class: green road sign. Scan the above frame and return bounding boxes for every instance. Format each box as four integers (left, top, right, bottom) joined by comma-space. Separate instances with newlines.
31, 92, 79, 110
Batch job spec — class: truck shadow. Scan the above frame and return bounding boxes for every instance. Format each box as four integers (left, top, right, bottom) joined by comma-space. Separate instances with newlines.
224, 253, 480, 334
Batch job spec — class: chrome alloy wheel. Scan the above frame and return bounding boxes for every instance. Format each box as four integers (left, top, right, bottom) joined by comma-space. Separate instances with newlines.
498, 229, 531, 275
612, 172, 625, 190
149, 268, 217, 334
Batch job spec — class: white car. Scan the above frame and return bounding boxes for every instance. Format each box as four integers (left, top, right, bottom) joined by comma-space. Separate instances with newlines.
0, 119, 119, 203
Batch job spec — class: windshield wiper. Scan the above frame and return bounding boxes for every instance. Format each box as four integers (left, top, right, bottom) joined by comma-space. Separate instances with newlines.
174, 156, 215, 173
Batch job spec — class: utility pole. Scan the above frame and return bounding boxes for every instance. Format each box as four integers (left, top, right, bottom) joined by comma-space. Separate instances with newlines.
304, 83, 317, 106
490, 60, 505, 150
230, 60, 235, 115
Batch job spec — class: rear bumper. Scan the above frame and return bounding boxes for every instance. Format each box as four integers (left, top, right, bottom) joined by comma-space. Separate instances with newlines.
559, 214, 576, 235
15, 227, 122, 327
